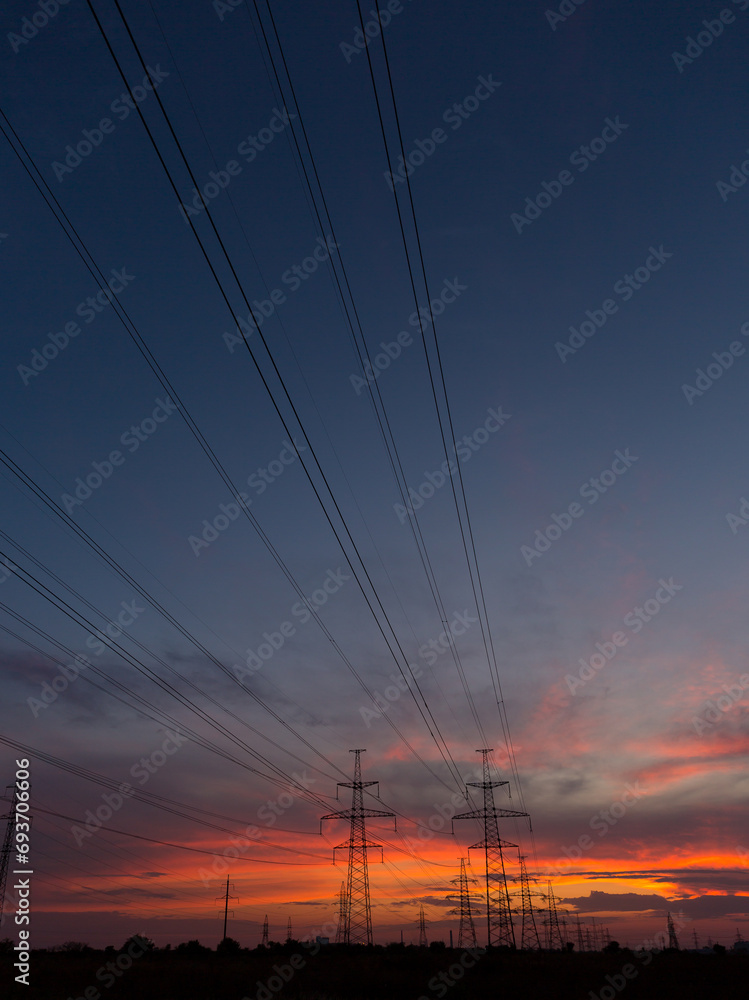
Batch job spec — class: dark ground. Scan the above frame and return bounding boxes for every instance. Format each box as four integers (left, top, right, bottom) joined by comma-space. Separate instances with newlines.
3, 943, 748, 1000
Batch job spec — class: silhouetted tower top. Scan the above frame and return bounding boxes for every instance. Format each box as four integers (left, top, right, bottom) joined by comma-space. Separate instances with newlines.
320, 750, 395, 945
261, 915, 269, 948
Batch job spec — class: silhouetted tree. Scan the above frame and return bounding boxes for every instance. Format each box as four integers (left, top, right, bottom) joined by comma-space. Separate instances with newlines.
217, 936, 241, 954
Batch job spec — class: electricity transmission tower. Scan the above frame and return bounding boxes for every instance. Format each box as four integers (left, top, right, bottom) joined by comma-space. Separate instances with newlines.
216, 876, 238, 942
452, 749, 528, 948
544, 883, 564, 950
575, 914, 586, 952
449, 858, 478, 948
320, 750, 395, 945
0, 787, 18, 931
516, 855, 541, 949
261, 915, 269, 948
418, 904, 428, 947
335, 881, 347, 943
287, 917, 293, 942
667, 912, 680, 950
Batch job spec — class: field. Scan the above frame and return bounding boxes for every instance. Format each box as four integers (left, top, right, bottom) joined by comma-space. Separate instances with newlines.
2, 943, 748, 1000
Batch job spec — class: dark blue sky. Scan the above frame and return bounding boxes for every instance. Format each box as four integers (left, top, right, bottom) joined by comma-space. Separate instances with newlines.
1, 0, 749, 948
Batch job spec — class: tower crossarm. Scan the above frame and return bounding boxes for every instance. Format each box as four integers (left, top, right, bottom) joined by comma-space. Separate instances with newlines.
320, 808, 395, 833
452, 807, 527, 829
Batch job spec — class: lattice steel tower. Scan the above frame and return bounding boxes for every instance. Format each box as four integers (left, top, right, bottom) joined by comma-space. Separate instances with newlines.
449, 857, 478, 948
261, 914, 269, 948
418, 904, 428, 947
0, 787, 18, 931
335, 880, 347, 944
320, 750, 395, 945
453, 749, 528, 948
667, 912, 680, 950
544, 882, 564, 950
516, 855, 541, 950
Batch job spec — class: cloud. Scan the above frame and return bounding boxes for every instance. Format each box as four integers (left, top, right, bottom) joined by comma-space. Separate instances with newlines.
560, 889, 749, 918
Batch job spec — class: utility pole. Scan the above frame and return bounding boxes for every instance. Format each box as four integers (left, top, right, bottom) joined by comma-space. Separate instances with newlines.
452, 749, 528, 948
0, 787, 18, 931
261, 915, 269, 948
320, 750, 395, 945
216, 876, 238, 943
418, 904, 428, 948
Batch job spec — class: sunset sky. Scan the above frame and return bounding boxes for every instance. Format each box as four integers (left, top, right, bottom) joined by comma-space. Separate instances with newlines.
1, 0, 748, 952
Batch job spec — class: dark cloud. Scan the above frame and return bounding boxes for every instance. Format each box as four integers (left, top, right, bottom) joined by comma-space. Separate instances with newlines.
560, 890, 749, 919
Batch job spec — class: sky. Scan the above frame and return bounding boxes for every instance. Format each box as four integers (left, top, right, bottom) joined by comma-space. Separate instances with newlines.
1, 0, 748, 954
